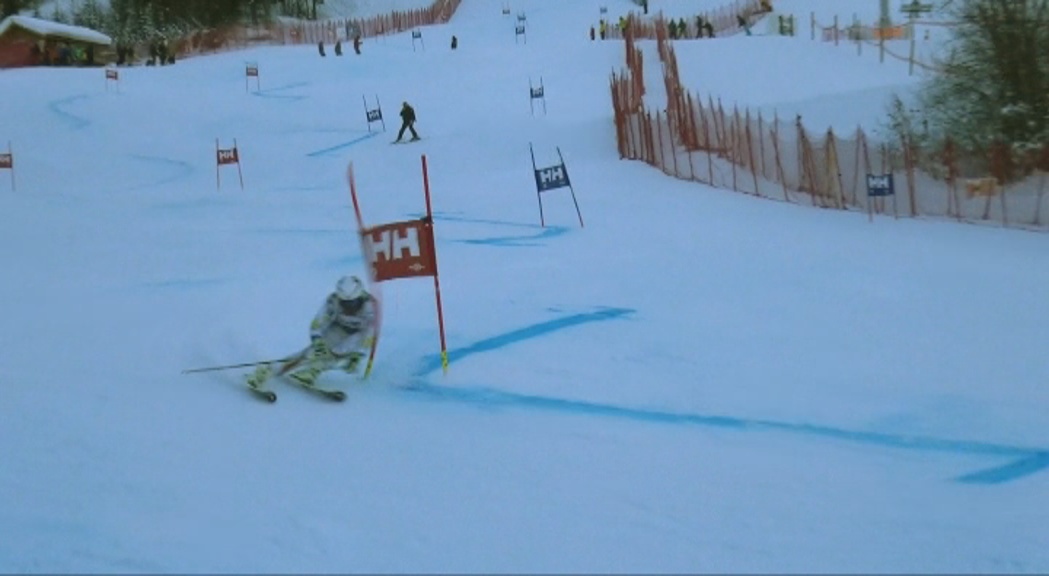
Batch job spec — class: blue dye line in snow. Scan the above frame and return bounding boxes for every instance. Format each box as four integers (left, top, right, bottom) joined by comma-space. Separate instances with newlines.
408, 306, 1048, 484
404, 384, 1049, 484
412, 306, 635, 376
956, 452, 1049, 484
412, 213, 570, 246
48, 95, 92, 129
306, 132, 379, 157
125, 154, 194, 190
459, 226, 570, 247
422, 213, 545, 229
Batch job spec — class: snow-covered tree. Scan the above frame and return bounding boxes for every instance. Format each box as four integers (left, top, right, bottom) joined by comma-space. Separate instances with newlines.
74, 0, 108, 30
48, 4, 70, 23
900, 0, 1049, 179
2, 0, 30, 19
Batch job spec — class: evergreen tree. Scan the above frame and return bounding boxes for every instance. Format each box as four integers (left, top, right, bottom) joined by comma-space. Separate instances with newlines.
896, 0, 1049, 178
74, 0, 108, 30
48, 3, 70, 24
2, 0, 28, 19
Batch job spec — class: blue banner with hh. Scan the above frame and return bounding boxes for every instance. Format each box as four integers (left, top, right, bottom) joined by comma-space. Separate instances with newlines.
530, 143, 583, 228
866, 173, 897, 222
866, 173, 894, 196
363, 94, 385, 132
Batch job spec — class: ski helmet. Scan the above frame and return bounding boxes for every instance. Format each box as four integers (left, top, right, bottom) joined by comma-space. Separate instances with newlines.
335, 275, 365, 301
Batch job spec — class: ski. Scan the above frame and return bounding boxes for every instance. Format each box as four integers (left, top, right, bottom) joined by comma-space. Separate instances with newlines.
285, 380, 346, 402
390, 138, 422, 145
239, 353, 347, 402
247, 385, 278, 403
244, 361, 280, 403
275, 354, 346, 401
245, 379, 344, 403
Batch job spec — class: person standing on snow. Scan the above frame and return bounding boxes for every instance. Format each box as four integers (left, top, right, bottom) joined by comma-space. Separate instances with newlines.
246, 275, 377, 391
395, 101, 421, 142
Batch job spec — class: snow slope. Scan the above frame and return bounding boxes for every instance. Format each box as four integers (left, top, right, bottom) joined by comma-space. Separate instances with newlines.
1, 0, 1047, 572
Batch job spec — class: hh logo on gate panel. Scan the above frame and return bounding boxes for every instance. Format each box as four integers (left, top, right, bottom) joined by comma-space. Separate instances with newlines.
536, 165, 569, 191
218, 149, 238, 164
362, 219, 436, 282
371, 226, 420, 261
866, 173, 894, 197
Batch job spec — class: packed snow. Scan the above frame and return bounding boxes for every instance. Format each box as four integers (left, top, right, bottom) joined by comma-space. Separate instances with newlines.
1, 0, 1047, 572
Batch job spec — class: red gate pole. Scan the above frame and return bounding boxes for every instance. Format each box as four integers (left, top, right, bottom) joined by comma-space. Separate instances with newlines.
6, 141, 14, 191
347, 162, 382, 379
421, 155, 449, 374
215, 139, 221, 190
234, 139, 244, 189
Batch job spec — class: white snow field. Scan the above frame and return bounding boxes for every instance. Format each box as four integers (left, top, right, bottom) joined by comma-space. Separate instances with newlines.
0, 0, 1047, 572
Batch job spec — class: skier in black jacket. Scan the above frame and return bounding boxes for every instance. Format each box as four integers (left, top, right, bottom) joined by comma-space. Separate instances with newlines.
395, 101, 420, 142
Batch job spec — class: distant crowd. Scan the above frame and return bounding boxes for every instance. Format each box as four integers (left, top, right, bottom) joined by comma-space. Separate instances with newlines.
115, 37, 176, 66
30, 39, 96, 66
591, 0, 773, 40
27, 35, 179, 68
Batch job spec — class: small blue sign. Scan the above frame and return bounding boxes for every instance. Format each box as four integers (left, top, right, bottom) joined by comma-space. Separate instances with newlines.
866, 173, 895, 197
535, 164, 570, 192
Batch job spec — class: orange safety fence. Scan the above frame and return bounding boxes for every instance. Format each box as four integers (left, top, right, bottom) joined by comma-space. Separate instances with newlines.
609, 18, 1049, 230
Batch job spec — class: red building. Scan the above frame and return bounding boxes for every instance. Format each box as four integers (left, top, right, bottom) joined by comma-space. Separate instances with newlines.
0, 15, 112, 68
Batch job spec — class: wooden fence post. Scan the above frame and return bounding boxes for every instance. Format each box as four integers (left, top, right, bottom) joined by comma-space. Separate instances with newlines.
746, 110, 760, 196
772, 114, 789, 202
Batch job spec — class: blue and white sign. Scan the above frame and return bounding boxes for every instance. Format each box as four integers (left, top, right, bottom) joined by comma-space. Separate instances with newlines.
363, 95, 385, 132
534, 163, 571, 192
530, 144, 584, 228
529, 77, 546, 115
866, 173, 895, 197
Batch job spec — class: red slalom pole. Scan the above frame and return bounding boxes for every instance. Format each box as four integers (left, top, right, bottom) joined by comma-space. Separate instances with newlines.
421, 155, 449, 374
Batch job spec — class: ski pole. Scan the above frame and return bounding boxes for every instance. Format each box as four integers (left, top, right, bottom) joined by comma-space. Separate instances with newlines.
181, 357, 292, 375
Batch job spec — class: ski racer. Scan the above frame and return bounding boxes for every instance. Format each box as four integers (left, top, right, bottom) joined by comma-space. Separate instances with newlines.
246, 275, 377, 390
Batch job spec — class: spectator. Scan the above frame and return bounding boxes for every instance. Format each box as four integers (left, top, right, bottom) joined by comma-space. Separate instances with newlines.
737, 14, 751, 35
57, 42, 71, 66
